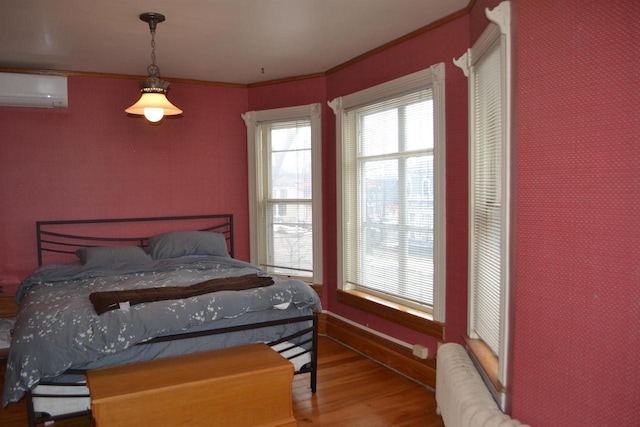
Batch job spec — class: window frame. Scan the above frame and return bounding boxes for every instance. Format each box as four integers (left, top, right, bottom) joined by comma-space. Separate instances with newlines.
242, 103, 323, 285
329, 63, 446, 323
454, 0, 513, 411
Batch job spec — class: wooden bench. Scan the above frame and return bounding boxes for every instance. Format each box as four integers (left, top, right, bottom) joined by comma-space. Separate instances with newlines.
86, 343, 297, 427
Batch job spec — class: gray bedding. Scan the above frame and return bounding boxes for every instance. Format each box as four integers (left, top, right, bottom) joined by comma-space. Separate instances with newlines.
2, 256, 321, 405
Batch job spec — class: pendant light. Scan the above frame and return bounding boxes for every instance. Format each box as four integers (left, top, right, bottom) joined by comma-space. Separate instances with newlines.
125, 12, 182, 122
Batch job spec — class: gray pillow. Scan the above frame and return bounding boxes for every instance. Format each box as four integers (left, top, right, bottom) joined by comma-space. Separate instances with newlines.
76, 246, 151, 267
147, 231, 230, 260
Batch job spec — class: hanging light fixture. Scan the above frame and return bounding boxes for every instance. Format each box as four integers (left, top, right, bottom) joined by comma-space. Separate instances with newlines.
125, 12, 182, 122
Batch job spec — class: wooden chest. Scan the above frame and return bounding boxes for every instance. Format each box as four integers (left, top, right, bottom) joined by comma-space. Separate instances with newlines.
86, 343, 297, 427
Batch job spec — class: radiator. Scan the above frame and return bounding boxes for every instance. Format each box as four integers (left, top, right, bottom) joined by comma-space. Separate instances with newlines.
435, 343, 529, 427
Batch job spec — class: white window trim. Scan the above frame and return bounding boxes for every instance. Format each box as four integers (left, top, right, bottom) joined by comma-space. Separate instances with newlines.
454, 0, 513, 411
241, 103, 323, 285
329, 63, 446, 322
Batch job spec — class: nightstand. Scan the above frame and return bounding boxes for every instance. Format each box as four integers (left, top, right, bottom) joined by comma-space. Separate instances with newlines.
0, 294, 17, 359
0, 294, 18, 318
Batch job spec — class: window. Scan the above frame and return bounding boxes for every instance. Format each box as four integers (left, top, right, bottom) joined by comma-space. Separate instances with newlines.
330, 64, 446, 321
454, 0, 513, 411
242, 103, 322, 285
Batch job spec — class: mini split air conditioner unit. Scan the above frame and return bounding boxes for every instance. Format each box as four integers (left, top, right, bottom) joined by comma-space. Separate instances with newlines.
0, 72, 68, 108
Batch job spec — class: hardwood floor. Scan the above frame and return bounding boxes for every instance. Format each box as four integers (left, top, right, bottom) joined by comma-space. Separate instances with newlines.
294, 338, 443, 426
0, 337, 444, 426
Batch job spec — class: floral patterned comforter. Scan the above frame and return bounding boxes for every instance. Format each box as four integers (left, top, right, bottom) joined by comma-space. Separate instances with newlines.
2, 256, 320, 405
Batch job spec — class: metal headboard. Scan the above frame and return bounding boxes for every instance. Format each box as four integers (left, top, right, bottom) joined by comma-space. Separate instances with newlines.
36, 214, 234, 265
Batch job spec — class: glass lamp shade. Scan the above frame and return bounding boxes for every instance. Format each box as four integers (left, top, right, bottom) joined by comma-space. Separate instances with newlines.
125, 93, 183, 122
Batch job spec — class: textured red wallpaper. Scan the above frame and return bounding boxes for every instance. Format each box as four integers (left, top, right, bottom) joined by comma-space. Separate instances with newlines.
512, 0, 639, 425
0, 77, 250, 293
248, 77, 326, 112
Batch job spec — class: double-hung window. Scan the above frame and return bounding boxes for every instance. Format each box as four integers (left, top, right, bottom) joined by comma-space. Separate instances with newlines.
330, 64, 446, 322
242, 103, 322, 285
454, 0, 513, 411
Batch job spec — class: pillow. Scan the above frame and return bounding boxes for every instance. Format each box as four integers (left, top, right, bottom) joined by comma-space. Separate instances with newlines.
33, 261, 81, 273
76, 246, 151, 267
147, 231, 230, 260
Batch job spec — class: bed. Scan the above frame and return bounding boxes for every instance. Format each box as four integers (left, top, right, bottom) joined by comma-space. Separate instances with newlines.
2, 214, 321, 426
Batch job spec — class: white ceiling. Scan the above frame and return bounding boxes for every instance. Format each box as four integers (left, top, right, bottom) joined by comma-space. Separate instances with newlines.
0, 0, 468, 85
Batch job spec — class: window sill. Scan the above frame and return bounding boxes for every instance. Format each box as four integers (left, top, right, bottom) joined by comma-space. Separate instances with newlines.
464, 335, 504, 393
337, 289, 445, 340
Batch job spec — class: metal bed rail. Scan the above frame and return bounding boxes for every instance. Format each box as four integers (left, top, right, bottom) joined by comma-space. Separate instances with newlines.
36, 214, 234, 265
25, 313, 318, 427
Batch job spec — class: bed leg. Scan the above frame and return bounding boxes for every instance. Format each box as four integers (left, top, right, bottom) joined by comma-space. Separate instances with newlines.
26, 390, 37, 427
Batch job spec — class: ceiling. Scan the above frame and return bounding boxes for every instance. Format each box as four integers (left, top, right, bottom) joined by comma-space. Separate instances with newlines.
0, 0, 468, 85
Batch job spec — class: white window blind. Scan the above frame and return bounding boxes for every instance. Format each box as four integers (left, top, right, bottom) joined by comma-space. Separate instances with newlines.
330, 64, 446, 320
258, 120, 313, 277
242, 103, 323, 285
343, 90, 435, 309
455, 0, 512, 410
471, 39, 503, 354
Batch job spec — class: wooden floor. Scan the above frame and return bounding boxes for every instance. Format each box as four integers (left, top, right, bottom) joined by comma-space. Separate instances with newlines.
1, 337, 444, 426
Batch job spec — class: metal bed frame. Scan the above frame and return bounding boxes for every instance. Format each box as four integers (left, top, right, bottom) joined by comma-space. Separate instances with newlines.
21, 214, 318, 426
36, 214, 236, 265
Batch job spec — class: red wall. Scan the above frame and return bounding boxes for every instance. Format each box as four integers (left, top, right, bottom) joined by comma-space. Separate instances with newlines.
0, 77, 250, 293
1, 1, 638, 425
511, 0, 639, 424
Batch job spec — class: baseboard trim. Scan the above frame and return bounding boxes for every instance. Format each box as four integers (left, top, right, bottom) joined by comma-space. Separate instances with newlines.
317, 312, 436, 388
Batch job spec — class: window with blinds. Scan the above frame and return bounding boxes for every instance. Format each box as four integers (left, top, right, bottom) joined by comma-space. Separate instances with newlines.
470, 39, 503, 354
455, 0, 512, 410
330, 64, 446, 318
344, 90, 435, 309
258, 120, 313, 278
242, 103, 322, 285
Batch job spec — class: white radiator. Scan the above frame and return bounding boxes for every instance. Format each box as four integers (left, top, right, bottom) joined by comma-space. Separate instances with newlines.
435, 343, 529, 427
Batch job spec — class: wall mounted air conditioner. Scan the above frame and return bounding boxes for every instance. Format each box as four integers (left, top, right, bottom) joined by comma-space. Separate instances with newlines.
0, 72, 68, 108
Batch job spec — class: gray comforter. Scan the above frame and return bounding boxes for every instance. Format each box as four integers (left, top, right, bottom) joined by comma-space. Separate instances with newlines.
2, 256, 321, 405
